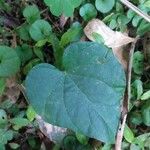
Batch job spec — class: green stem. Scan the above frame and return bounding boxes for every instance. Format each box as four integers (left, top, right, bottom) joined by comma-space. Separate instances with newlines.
48, 34, 64, 70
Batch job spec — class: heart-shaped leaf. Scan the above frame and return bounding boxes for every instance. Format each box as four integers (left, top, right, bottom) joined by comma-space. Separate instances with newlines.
23, 4, 40, 24
79, 3, 97, 21
25, 42, 126, 143
95, 0, 115, 13
29, 19, 52, 41
0, 46, 20, 77
44, 0, 82, 17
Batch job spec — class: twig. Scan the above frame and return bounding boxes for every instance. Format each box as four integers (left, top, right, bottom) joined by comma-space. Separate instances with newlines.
115, 114, 127, 150
40, 8, 48, 15
115, 36, 139, 150
59, 15, 69, 28
127, 36, 139, 109
11, 32, 17, 48
120, 0, 150, 23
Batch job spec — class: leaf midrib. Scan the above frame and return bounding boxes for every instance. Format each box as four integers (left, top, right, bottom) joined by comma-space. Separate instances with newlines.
63, 75, 114, 141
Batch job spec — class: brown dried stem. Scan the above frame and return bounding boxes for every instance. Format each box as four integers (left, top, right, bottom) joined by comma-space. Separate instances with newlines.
115, 36, 139, 150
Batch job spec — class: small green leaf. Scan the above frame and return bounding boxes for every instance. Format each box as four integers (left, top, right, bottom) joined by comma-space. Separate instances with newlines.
124, 124, 135, 143
60, 22, 83, 47
44, 0, 82, 16
26, 106, 36, 122
10, 117, 30, 129
0, 46, 20, 77
0, 129, 13, 145
109, 18, 117, 29
132, 16, 142, 27
102, 13, 114, 23
133, 133, 150, 149
17, 24, 30, 41
131, 79, 143, 100
144, 1, 150, 8
95, 0, 115, 13
137, 20, 150, 36
141, 101, 150, 126
76, 132, 89, 145
25, 42, 126, 143
117, 15, 130, 25
15, 44, 33, 65
92, 32, 105, 44
79, 3, 97, 21
29, 19, 52, 41
116, 2, 124, 12
35, 39, 48, 47
0, 109, 7, 128
117, 15, 130, 31
48, 34, 63, 69
23, 5, 40, 24
129, 112, 142, 125
0, 109, 7, 120
0, 0, 11, 12
140, 90, 150, 100
8, 143, 20, 149
127, 9, 136, 20
133, 51, 144, 75
33, 48, 44, 61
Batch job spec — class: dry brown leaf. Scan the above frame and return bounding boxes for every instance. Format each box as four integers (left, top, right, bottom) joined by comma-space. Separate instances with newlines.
84, 19, 135, 69
36, 115, 68, 144
84, 19, 134, 48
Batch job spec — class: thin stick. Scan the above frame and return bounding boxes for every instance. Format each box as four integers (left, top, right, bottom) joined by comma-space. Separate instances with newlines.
115, 36, 139, 150
115, 114, 127, 150
120, 0, 150, 23
59, 15, 69, 28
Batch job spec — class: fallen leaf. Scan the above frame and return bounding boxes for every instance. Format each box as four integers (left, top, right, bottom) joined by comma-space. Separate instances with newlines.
84, 19, 135, 69
84, 19, 134, 48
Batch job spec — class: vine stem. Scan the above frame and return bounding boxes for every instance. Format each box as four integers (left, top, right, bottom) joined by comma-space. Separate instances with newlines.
115, 36, 139, 150
120, 0, 150, 23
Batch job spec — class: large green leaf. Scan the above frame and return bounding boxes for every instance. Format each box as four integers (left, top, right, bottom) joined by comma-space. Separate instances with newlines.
0, 46, 20, 77
44, 0, 82, 16
25, 42, 126, 143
